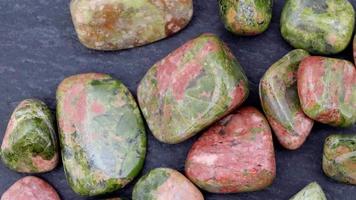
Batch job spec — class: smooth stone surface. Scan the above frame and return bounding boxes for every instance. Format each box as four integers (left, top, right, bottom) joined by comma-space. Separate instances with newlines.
354, 35, 356, 64
1, 176, 61, 200
289, 182, 327, 200
138, 33, 249, 144
57, 73, 146, 196
280, 0, 355, 55
185, 107, 276, 193
218, 0, 273, 36
298, 56, 356, 127
70, 0, 193, 50
1, 99, 58, 173
132, 168, 204, 200
259, 49, 313, 150
323, 134, 356, 185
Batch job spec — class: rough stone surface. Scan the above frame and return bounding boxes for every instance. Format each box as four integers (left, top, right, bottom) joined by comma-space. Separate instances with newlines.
218, 0, 273, 36
323, 134, 356, 185
132, 168, 204, 200
57, 73, 146, 196
185, 107, 276, 193
280, 0, 355, 54
260, 49, 313, 150
70, 0, 193, 50
1, 99, 58, 173
289, 182, 327, 200
298, 56, 356, 127
138, 33, 249, 144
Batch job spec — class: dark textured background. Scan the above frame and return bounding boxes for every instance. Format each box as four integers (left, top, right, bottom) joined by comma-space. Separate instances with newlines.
0, 0, 355, 199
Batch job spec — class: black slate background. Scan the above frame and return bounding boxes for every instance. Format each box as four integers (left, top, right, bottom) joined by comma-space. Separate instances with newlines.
0, 0, 355, 199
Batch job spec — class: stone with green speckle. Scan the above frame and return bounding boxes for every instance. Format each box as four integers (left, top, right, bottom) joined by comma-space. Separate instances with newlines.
281, 0, 355, 54
289, 182, 327, 200
1, 99, 58, 173
57, 73, 146, 196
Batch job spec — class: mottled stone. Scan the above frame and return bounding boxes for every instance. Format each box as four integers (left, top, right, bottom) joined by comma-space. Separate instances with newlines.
138, 33, 249, 144
1, 176, 60, 200
218, 0, 273, 36
260, 49, 313, 150
289, 182, 327, 200
298, 56, 356, 127
185, 107, 276, 193
132, 168, 204, 200
70, 0, 193, 50
281, 0, 355, 54
1, 99, 58, 173
323, 134, 356, 185
57, 73, 146, 196
354, 35, 356, 64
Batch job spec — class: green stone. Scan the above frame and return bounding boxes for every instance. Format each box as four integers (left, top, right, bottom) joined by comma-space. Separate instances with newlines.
138, 33, 249, 144
281, 0, 355, 54
56, 73, 146, 196
219, 0, 273, 35
323, 134, 356, 185
289, 182, 327, 200
1, 99, 58, 173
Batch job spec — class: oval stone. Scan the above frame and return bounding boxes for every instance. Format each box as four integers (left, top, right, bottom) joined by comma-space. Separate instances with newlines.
138, 33, 249, 144
323, 134, 356, 185
260, 49, 314, 150
132, 168, 204, 200
56, 73, 146, 196
1, 176, 60, 200
70, 0, 193, 50
280, 0, 355, 54
298, 56, 356, 127
289, 182, 327, 200
218, 0, 273, 36
185, 107, 276, 193
1, 99, 58, 173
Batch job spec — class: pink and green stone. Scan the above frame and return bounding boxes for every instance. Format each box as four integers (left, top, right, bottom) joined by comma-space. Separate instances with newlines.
138, 33, 249, 144
56, 73, 146, 196
289, 182, 327, 200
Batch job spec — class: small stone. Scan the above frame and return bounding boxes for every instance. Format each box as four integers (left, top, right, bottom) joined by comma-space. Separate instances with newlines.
185, 107, 276, 193
218, 0, 273, 35
1, 176, 60, 200
298, 56, 356, 127
1, 99, 58, 173
70, 0, 193, 50
138, 33, 249, 144
281, 0, 355, 54
132, 168, 204, 200
323, 134, 356, 185
260, 49, 313, 150
289, 182, 327, 200
57, 73, 146, 196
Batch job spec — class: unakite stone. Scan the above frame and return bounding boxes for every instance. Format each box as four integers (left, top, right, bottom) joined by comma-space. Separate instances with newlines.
138, 33, 249, 144
70, 0, 193, 50
1, 99, 58, 173
132, 168, 204, 200
298, 56, 356, 127
185, 107, 276, 193
280, 0, 355, 54
289, 182, 327, 200
323, 134, 356, 185
260, 49, 313, 150
218, 0, 273, 35
57, 73, 146, 196
354, 35, 356, 64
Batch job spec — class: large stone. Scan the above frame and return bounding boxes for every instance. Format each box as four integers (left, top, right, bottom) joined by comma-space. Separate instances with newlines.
70, 0, 193, 50
289, 182, 327, 200
1, 176, 60, 200
185, 107, 276, 193
218, 0, 273, 36
132, 168, 204, 200
138, 33, 249, 144
280, 0, 355, 54
260, 49, 313, 150
57, 73, 146, 196
323, 134, 356, 185
298, 56, 356, 127
1, 99, 58, 173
